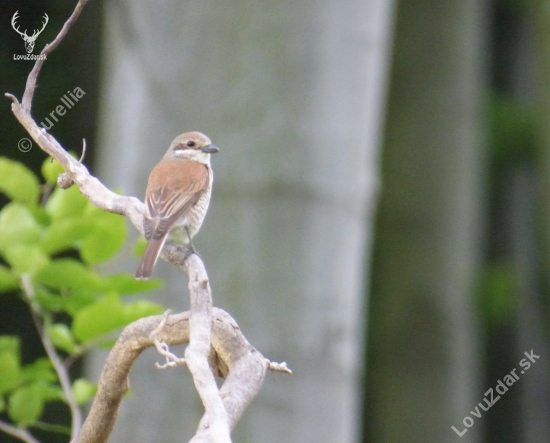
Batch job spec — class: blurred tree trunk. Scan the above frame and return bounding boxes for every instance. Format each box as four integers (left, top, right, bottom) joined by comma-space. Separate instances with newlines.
90, 0, 395, 442
365, 1, 486, 442
517, 2, 550, 442
508, 169, 550, 443
483, 4, 550, 442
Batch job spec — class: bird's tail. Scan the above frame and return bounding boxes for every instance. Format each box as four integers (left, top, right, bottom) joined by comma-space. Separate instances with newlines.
135, 235, 167, 280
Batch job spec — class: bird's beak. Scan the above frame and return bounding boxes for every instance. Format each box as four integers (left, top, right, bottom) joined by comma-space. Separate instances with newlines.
202, 144, 219, 154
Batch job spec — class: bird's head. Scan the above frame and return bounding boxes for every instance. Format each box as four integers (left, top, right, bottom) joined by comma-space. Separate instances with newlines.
164, 131, 219, 163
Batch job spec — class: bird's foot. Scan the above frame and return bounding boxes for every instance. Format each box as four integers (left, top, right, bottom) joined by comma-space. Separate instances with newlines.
184, 227, 200, 258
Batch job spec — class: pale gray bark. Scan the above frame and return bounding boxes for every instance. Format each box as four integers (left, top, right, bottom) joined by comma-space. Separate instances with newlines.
92, 0, 394, 441
367, 0, 486, 441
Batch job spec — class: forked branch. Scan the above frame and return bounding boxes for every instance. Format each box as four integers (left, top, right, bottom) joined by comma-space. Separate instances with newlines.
5, 1, 290, 442
75, 308, 275, 443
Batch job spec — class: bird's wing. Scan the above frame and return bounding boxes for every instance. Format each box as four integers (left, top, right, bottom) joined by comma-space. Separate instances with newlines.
144, 160, 210, 240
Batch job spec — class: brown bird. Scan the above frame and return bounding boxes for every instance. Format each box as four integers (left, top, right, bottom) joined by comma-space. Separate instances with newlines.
135, 132, 219, 279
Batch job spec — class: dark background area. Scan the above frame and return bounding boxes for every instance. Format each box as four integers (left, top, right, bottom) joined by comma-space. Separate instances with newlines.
0, 1, 102, 441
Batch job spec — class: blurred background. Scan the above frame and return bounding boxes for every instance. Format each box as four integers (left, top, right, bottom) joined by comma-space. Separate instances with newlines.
1, 0, 550, 442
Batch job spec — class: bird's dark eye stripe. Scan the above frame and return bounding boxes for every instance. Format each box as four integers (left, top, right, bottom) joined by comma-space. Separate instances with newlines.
174, 141, 197, 150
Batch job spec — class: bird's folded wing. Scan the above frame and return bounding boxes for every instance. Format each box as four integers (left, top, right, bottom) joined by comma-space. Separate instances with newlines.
144, 160, 209, 240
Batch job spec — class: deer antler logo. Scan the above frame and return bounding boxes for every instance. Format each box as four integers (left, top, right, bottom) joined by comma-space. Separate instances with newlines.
12, 11, 49, 54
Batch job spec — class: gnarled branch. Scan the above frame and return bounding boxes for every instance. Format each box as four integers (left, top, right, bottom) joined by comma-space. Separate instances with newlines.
5, 1, 290, 442
75, 308, 274, 443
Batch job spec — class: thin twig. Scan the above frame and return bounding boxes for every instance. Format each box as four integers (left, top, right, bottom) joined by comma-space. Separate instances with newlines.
153, 341, 187, 369
149, 309, 171, 338
41, 182, 54, 206
79, 139, 87, 163
0, 420, 41, 443
21, 0, 90, 112
268, 361, 293, 374
21, 274, 83, 441
150, 310, 187, 368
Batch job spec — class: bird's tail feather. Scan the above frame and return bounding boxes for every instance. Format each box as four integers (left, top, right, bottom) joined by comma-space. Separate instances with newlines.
135, 235, 167, 280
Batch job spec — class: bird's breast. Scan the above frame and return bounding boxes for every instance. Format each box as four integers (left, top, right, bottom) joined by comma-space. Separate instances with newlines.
167, 188, 212, 242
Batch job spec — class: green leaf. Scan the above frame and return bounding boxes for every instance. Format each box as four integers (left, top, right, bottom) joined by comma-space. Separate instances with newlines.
0, 397, 5, 412
21, 358, 56, 384
34, 259, 101, 291
123, 300, 163, 324
34, 287, 97, 315
3, 245, 50, 274
0, 203, 43, 250
71, 294, 161, 343
34, 382, 64, 402
34, 287, 67, 312
0, 266, 18, 292
41, 157, 66, 184
72, 379, 97, 405
0, 336, 20, 355
48, 324, 77, 354
72, 294, 126, 342
80, 211, 126, 265
100, 273, 163, 295
8, 385, 44, 425
29, 206, 51, 227
0, 351, 21, 394
40, 218, 93, 255
45, 186, 89, 221
59, 291, 98, 316
0, 157, 40, 206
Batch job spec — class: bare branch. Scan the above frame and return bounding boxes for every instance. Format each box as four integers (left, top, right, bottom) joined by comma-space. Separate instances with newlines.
6, 91, 196, 275
21, 274, 83, 440
5, 1, 291, 442
5, 0, 207, 276
6, 97, 146, 227
75, 308, 273, 443
204, 309, 271, 432
184, 255, 230, 443
0, 421, 40, 443
21, 0, 89, 112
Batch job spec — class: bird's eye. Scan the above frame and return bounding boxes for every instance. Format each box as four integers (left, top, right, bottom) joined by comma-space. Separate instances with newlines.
187, 140, 196, 147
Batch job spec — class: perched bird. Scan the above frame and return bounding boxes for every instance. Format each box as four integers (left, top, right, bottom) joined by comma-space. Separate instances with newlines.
135, 132, 219, 279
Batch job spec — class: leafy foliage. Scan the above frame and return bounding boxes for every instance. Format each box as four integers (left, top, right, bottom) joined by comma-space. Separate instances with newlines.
0, 156, 163, 431
0, 158, 40, 206
478, 262, 518, 327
